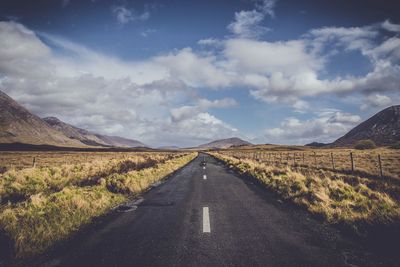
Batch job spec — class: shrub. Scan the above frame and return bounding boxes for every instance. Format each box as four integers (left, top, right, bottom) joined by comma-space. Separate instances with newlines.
391, 141, 400, 149
354, 139, 376, 150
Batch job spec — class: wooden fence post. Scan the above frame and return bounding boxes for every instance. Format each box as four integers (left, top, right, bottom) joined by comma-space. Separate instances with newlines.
287, 153, 290, 165
293, 153, 296, 166
32, 157, 36, 168
302, 153, 305, 165
378, 154, 383, 177
331, 153, 335, 170
350, 152, 355, 172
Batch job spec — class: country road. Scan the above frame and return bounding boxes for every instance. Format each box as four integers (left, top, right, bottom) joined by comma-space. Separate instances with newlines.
34, 153, 395, 267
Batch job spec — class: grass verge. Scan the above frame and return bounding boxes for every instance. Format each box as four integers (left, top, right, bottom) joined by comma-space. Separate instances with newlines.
0, 152, 197, 261
0, 153, 180, 204
210, 152, 400, 236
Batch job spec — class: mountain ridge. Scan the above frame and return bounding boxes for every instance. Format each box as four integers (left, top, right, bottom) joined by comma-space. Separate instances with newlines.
0, 90, 146, 148
0, 90, 85, 147
197, 137, 252, 149
332, 105, 400, 146
43, 117, 146, 148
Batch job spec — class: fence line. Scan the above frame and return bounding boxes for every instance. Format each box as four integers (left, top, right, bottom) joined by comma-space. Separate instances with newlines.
220, 150, 400, 179
0, 152, 177, 171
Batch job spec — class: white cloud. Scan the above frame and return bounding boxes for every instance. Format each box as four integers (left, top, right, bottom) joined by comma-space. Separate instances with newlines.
162, 112, 239, 146
327, 112, 361, 124
155, 48, 234, 88
0, 21, 52, 77
224, 38, 322, 75
308, 25, 378, 53
111, 5, 150, 25
223, 22, 400, 108
0, 21, 237, 147
382, 20, 400, 33
1, 17, 399, 146
360, 93, 392, 110
228, 10, 269, 39
367, 37, 400, 62
264, 111, 361, 144
170, 98, 237, 122
227, 0, 277, 39
253, 0, 277, 17
198, 38, 221, 46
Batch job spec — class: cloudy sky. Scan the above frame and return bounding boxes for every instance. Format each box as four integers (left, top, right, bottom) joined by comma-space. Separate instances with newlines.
0, 0, 399, 147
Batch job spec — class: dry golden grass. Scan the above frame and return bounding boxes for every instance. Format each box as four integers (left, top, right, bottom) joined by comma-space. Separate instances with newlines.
0, 151, 177, 170
222, 146, 400, 179
0, 152, 183, 204
210, 151, 400, 235
0, 152, 197, 260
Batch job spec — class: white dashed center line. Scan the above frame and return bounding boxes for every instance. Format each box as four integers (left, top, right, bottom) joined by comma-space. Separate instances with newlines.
203, 174, 207, 180
203, 166, 205, 170
202, 207, 211, 233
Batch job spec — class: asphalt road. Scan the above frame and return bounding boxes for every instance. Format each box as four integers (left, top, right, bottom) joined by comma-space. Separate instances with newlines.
35, 153, 395, 267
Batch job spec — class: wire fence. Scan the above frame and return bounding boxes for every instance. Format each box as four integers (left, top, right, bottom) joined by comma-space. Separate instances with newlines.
220, 150, 400, 179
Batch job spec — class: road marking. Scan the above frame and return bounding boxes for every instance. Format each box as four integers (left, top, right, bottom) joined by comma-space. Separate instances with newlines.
203, 174, 207, 180
203, 166, 205, 170
203, 207, 211, 233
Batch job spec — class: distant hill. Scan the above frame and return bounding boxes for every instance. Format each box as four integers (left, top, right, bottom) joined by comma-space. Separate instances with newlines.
43, 117, 146, 148
94, 135, 146, 148
0, 90, 85, 147
305, 142, 327, 148
157, 146, 180, 150
332, 105, 400, 147
43, 117, 108, 146
0, 90, 146, 149
197, 137, 252, 149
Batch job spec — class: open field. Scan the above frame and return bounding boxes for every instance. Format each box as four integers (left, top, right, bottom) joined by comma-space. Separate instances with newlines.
0, 151, 184, 171
210, 148, 400, 236
0, 151, 197, 261
23, 153, 400, 267
221, 145, 400, 179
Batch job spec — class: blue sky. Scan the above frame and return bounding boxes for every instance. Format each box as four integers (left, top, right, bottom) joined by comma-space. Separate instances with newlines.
0, 0, 399, 147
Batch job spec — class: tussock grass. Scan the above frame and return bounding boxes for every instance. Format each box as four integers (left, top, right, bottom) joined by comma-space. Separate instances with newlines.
211, 152, 400, 234
0, 152, 197, 260
0, 186, 125, 258
0, 153, 181, 204
222, 146, 400, 179
106, 154, 197, 194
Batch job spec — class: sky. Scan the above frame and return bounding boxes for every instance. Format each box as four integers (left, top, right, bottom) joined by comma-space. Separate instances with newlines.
0, 0, 399, 147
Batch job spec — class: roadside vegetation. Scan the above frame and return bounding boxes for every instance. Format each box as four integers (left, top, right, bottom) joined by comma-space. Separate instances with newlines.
219, 145, 400, 179
354, 139, 377, 150
391, 141, 400, 149
210, 151, 400, 236
0, 152, 197, 261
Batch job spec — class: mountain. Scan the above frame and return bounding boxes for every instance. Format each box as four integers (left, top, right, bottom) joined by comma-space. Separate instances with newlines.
197, 137, 252, 149
157, 146, 181, 150
0, 90, 85, 147
43, 117, 107, 146
305, 142, 327, 147
332, 105, 400, 146
43, 117, 146, 148
93, 135, 146, 148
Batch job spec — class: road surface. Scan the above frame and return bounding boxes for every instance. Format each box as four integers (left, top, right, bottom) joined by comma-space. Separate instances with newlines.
35, 153, 394, 267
